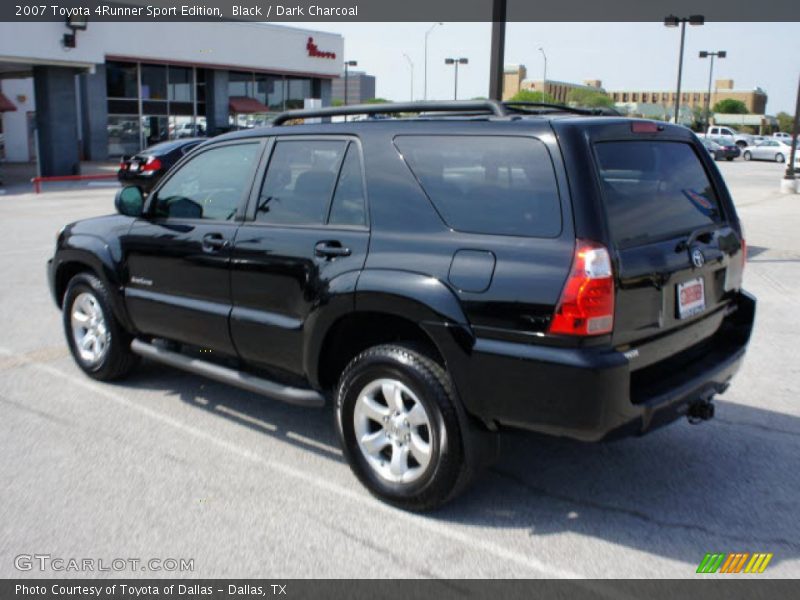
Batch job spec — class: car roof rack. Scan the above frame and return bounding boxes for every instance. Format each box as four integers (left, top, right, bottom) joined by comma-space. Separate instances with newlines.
271, 99, 621, 126
503, 101, 621, 116
272, 100, 507, 125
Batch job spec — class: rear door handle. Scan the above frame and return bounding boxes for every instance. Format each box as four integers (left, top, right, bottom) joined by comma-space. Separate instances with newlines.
315, 241, 351, 259
202, 233, 229, 252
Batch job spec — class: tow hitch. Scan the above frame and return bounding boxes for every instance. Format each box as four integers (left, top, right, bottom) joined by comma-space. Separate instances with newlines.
687, 398, 715, 424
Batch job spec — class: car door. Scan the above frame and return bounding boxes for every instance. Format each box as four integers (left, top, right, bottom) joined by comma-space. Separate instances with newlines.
229, 136, 370, 376
753, 140, 773, 160
123, 140, 264, 355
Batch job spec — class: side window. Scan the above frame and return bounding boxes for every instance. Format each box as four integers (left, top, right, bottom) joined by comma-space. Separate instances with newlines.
328, 144, 367, 227
154, 143, 259, 220
256, 140, 346, 225
394, 135, 562, 237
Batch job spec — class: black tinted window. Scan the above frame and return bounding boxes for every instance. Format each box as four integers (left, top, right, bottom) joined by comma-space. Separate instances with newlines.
395, 135, 561, 237
257, 140, 346, 225
328, 144, 367, 227
594, 141, 722, 247
155, 143, 259, 220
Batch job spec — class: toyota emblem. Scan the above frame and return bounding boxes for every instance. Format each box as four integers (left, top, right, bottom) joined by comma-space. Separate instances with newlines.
691, 248, 705, 268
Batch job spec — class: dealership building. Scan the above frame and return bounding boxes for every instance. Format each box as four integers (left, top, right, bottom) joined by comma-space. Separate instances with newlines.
0, 21, 343, 175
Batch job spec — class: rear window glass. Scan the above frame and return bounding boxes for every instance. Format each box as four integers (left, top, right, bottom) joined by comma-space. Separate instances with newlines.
395, 135, 561, 237
594, 141, 722, 247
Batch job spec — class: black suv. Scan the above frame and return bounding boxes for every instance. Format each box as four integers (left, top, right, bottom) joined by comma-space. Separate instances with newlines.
48, 101, 755, 510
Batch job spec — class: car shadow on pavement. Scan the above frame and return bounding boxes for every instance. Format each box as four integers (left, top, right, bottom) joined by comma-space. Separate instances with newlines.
441, 400, 800, 570
117, 361, 800, 569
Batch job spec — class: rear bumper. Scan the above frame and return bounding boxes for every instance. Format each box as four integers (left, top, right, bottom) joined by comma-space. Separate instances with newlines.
440, 291, 755, 442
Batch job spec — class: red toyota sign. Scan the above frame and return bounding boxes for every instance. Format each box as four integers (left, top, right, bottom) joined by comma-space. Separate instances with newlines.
306, 37, 336, 60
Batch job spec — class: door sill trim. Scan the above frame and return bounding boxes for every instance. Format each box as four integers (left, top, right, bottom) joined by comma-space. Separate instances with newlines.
130, 339, 325, 408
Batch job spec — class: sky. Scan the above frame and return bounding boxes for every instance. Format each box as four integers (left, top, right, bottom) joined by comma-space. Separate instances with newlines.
293, 22, 800, 114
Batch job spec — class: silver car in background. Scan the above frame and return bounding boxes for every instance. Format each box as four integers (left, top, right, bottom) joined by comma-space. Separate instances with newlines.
742, 139, 795, 163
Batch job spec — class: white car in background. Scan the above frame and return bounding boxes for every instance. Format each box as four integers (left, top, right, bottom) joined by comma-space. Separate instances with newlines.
773, 132, 794, 141
742, 138, 794, 163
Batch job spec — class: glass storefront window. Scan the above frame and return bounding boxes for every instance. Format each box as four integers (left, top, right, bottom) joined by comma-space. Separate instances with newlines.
229, 71, 253, 98
256, 75, 285, 112
107, 116, 140, 157
106, 61, 137, 99
168, 66, 193, 102
142, 115, 169, 148
141, 64, 167, 100
286, 78, 311, 110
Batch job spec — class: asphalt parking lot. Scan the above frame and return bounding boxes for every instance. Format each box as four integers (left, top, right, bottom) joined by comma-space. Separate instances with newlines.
0, 159, 798, 579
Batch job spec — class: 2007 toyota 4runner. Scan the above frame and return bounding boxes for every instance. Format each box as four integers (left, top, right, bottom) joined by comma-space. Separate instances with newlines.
48, 101, 755, 510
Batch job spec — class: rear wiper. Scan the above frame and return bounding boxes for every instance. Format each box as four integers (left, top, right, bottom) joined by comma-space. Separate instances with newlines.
675, 225, 719, 252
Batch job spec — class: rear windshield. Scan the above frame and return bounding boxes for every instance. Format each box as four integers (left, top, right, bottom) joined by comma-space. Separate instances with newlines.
395, 135, 561, 237
594, 141, 722, 247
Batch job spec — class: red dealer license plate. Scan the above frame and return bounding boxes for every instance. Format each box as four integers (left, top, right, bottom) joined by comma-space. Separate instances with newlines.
677, 277, 705, 319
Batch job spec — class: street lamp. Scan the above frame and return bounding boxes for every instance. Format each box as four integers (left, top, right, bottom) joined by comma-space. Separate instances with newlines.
782, 75, 800, 192
538, 47, 547, 100
664, 14, 704, 124
699, 50, 726, 132
343, 60, 357, 122
423, 22, 443, 101
444, 58, 468, 100
343, 60, 358, 106
402, 53, 414, 101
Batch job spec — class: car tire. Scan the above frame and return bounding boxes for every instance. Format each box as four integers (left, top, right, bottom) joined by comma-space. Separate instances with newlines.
63, 272, 138, 381
736, 141, 747, 149
726, 156, 734, 161
776, 153, 785, 163
335, 344, 468, 511
743, 151, 751, 161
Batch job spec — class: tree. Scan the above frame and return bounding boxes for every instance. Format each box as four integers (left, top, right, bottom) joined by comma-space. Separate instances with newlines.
566, 88, 614, 109
508, 89, 557, 104
331, 99, 344, 107
712, 99, 748, 114
776, 111, 795, 133
364, 97, 391, 104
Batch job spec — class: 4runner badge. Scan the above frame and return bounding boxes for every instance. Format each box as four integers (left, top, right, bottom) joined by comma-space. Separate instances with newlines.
691, 248, 705, 269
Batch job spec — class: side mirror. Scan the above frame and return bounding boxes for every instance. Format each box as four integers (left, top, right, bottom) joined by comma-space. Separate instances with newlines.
115, 186, 144, 217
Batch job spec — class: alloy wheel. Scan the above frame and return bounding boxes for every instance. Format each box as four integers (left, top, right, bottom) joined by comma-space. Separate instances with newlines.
70, 292, 109, 365
353, 378, 433, 484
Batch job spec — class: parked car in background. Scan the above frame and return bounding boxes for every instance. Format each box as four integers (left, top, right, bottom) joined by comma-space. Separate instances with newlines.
701, 138, 727, 161
742, 139, 793, 163
118, 138, 205, 192
773, 132, 793, 141
175, 122, 207, 138
703, 126, 756, 148
708, 136, 741, 161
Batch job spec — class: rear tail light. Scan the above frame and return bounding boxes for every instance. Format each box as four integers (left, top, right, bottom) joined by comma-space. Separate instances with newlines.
549, 239, 615, 336
142, 156, 162, 172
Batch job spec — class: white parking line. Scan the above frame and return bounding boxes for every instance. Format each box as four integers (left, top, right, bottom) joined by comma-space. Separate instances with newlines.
0, 344, 587, 580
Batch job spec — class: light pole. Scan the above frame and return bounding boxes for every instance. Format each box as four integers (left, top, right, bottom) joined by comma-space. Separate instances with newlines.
782, 75, 800, 192
343, 60, 358, 106
664, 14, 704, 125
538, 47, 547, 99
423, 22, 443, 101
343, 59, 357, 122
445, 58, 468, 100
699, 50, 726, 132
403, 53, 414, 101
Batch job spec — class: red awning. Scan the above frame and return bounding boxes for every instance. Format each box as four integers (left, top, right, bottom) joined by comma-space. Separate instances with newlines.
229, 96, 270, 114
0, 92, 17, 112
